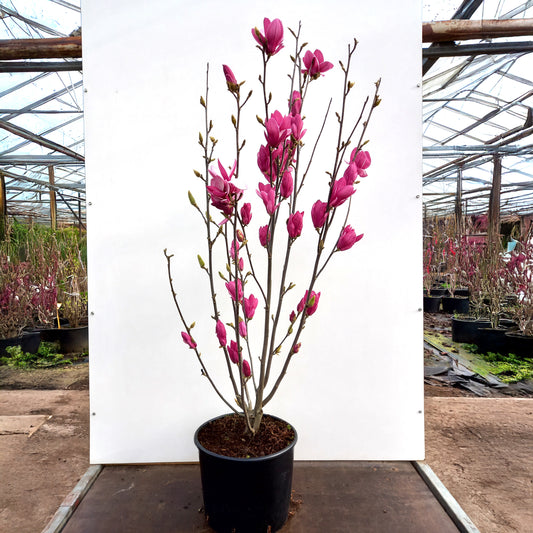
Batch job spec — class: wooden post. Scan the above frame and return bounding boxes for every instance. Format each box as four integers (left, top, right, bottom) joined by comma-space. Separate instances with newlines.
48, 166, 57, 231
455, 165, 463, 237
0, 171, 7, 240
488, 155, 502, 244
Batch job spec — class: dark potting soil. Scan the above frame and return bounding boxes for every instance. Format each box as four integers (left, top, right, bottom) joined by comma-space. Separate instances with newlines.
197, 414, 295, 458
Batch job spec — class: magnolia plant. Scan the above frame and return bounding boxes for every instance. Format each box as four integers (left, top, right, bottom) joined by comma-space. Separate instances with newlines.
505, 241, 533, 336
165, 17, 380, 435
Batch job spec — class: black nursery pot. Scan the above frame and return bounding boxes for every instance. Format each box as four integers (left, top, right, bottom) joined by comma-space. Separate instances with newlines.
40, 326, 88, 354
423, 296, 441, 313
0, 331, 41, 357
441, 296, 469, 314
505, 332, 533, 359
477, 327, 508, 355
194, 415, 297, 533
451, 317, 490, 344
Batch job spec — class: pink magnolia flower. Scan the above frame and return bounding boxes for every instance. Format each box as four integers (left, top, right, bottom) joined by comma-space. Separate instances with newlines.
291, 343, 301, 354
244, 294, 259, 319
227, 340, 240, 364
350, 149, 371, 177
209, 159, 236, 182
289, 90, 302, 116
330, 177, 355, 208
181, 331, 197, 349
289, 310, 296, 323
259, 225, 271, 247
311, 200, 328, 229
230, 239, 240, 260
223, 64, 239, 92
297, 290, 321, 316
242, 359, 251, 377
343, 162, 358, 186
291, 114, 306, 141
239, 320, 247, 338
337, 225, 363, 251
280, 170, 293, 198
240, 203, 252, 225
225, 279, 243, 302
206, 176, 243, 218
257, 182, 278, 214
216, 320, 227, 347
287, 211, 304, 238
264, 111, 291, 147
257, 145, 270, 174
303, 49, 333, 79
238, 257, 244, 271
251, 18, 284, 56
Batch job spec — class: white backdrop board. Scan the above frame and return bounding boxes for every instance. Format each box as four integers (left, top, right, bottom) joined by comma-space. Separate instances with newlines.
83, 0, 424, 463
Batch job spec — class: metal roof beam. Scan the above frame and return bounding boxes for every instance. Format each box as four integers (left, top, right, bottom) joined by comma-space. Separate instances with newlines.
2, 168, 84, 192
0, 60, 82, 72
0, 118, 84, 161
0, 79, 83, 121
0, 154, 84, 165
424, 41, 533, 58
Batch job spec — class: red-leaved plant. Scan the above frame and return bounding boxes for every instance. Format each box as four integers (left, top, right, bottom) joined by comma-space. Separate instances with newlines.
165, 18, 380, 434
504, 241, 533, 336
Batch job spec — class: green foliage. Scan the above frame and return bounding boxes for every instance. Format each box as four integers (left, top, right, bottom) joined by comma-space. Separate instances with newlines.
0, 341, 67, 368
462, 343, 478, 353
482, 351, 533, 383
461, 343, 533, 383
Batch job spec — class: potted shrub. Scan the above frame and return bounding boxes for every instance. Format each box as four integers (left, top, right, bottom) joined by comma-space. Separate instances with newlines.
165, 17, 380, 532
0, 256, 40, 356
451, 239, 490, 343
41, 236, 88, 354
472, 242, 511, 354
504, 242, 533, 357
423, 238, 441, 312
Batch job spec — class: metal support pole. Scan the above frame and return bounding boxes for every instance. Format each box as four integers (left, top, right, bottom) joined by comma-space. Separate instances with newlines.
0, 171, 7, 240
455, 166, 463, 237
48, 166, 57, 230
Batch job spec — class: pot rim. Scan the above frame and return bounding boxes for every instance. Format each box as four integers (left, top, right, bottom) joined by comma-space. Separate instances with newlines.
451, 316, 490, 323
505, 331, 533, 339
194, 413, 298, 463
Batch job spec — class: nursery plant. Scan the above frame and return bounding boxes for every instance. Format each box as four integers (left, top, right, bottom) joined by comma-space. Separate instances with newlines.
166, 17, 380, 439
505, 241, 533, 336
0, 256, 34, 339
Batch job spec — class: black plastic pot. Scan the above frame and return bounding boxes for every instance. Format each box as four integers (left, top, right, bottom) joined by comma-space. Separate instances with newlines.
505, 332, 533, 358
423, 296, 441, 313
194, 414, 297, 533
478, 327, 508, 355
40, 325, 88, 354
451, 317, 490, 344
430, 288, 449, 296
441, 296, 469, 314
499, 319, 518, 330
0, 331, 41, 357
454, 288, 469, 297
